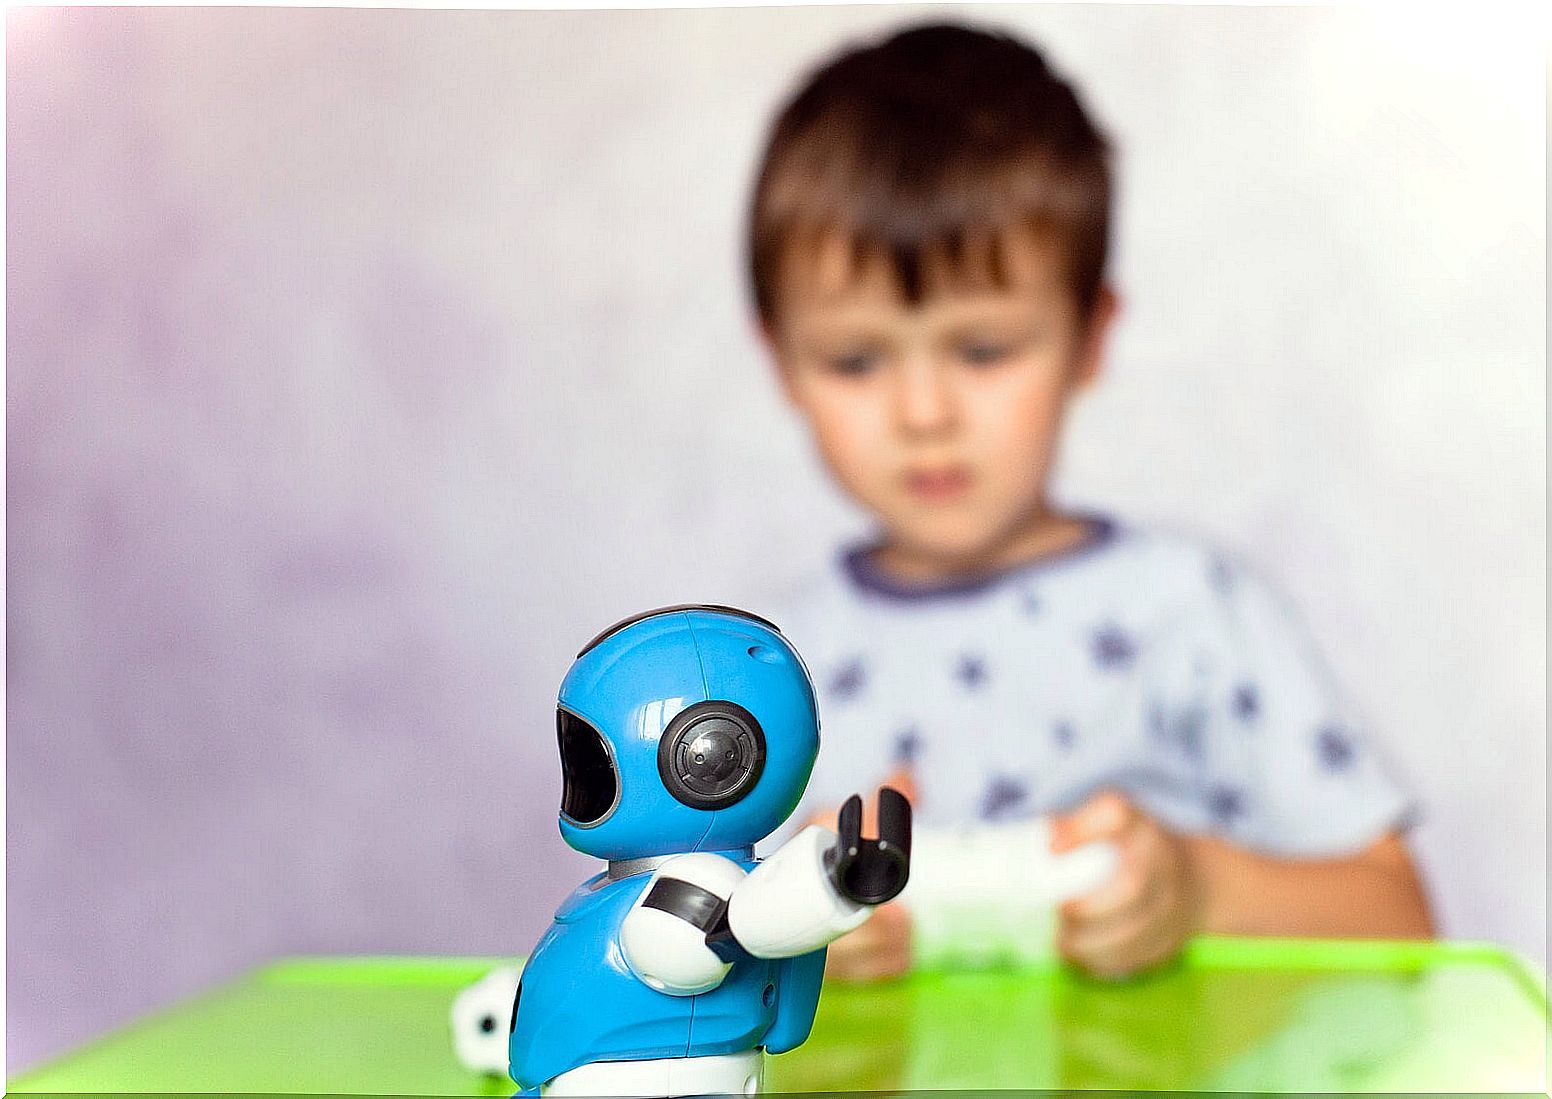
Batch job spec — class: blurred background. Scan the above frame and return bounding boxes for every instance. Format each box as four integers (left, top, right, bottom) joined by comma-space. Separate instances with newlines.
5, 3, 1544, 1074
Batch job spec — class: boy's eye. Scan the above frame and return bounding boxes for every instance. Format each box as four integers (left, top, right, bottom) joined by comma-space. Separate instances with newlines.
958, 342, 1012, 367
823, 350, 881, 377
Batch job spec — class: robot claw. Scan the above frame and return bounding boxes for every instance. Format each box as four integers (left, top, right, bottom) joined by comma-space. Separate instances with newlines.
827, 786, 913, 906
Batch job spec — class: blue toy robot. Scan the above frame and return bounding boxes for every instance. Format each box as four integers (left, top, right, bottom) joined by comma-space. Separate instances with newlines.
508, 604, 911, 1097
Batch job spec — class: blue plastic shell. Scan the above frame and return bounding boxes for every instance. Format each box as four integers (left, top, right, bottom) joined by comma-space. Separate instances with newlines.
508, 865, 827, 1089
512, 606, 830, 1091
556, 607, 819, 860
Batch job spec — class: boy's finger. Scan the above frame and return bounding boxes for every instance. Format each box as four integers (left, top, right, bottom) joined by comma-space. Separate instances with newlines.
841, 920, 883, 952
825, 935, 875, 979
1059, 816, 1153, 919
1065, 859, 1196, 979
1068, 936, 1151, 982
1062, 871, 1168, 953
1059, 904, 1146, 973
826, 932, 908, 983
829, 902, 912, 982
826, 952, 867, 981
1062, 859, 1148, 924
834, 951, 907, 983
1061, 898, 1167, 975
1051, 789, 1135, 851
1068, 907, 1183, 980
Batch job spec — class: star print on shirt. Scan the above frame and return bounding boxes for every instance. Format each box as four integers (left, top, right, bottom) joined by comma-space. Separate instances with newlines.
1232, 683, 1261, 723
1091, 624, 1137, 671
979, 775, 1032, 821
892, 727, 923, 765
956, 654, 988, 689
1316, 724, 1356, 771
828, 658, 866, 702
1020, 589, 1042, 615
1209, 556, 1236, 594
1171, 705, 1208, 761
1206, 784, 1246, 825
1053, 721, 1076, 751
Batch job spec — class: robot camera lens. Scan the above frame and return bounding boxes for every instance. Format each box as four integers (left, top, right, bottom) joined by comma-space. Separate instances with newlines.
658, 702, 767, 810
684, 723, 742, 787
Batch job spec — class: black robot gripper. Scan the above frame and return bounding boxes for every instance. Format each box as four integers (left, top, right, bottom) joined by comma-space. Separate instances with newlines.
826, 786, 913, 906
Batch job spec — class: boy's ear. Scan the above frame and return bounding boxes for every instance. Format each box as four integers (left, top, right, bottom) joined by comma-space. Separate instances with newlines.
1072, 285, 1120, 392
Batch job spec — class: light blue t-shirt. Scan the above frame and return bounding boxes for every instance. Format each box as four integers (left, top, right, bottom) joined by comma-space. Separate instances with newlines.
772, 516, 1416, 858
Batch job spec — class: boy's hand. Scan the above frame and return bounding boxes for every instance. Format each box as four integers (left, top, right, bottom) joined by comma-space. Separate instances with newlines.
823, 899, 913, 982
1050, 790, 1201, 980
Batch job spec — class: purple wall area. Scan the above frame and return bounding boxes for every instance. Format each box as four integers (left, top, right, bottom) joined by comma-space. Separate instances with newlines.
5, 9, 598, 1071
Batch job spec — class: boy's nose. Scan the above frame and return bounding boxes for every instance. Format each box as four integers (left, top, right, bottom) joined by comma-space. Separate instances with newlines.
892, 361, 957, 438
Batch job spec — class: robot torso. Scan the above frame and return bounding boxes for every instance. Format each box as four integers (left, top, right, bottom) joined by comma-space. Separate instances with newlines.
508, 860, 826, 1090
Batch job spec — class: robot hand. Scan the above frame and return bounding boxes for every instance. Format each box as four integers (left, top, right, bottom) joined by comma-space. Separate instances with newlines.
722, 787, 912, 959
825, 786, 913, 905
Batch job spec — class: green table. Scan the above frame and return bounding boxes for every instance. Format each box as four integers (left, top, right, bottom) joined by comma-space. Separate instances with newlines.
9, 938, 1548, 1095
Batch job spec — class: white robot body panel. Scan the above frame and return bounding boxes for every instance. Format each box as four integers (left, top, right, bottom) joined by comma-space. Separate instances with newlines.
729, 825, 869, 957
543, 1049, 763, 1097
620, 853, 747, 994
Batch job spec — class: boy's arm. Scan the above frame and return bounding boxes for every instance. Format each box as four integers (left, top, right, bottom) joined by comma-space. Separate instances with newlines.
1053, 790, 1434, 979
1058, 554, 1433, 974
1183, 827, 1434, 939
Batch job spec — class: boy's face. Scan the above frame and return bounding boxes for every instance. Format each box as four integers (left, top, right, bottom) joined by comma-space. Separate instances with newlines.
767, 229, 1115, 568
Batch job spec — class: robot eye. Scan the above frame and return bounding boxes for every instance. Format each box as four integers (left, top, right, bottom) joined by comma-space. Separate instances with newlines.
558, 708, 618, 826
657, 701, 767, 810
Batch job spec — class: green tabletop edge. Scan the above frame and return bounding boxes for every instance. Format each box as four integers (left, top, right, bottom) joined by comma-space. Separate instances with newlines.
10, 935, 1548, 1096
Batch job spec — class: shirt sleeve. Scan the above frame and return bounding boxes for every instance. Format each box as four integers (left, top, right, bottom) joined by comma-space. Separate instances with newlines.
1178, 556, 1420, 858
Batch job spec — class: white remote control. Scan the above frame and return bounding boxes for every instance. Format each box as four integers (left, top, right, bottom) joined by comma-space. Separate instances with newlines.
899, 816, 1119, 968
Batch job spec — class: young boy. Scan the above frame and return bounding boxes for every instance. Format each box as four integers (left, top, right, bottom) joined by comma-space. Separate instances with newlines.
750, 23, 1434, 981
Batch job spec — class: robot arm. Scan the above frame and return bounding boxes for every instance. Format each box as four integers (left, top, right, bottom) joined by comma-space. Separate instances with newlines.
618, 852, 748, 995
726, 787, 912, 958
620, 790, 911, 987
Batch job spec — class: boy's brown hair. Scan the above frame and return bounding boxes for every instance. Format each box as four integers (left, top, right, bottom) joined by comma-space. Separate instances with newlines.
748, 22, 1112, 327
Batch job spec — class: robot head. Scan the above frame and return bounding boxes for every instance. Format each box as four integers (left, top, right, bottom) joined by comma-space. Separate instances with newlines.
555, 605, 819, 860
